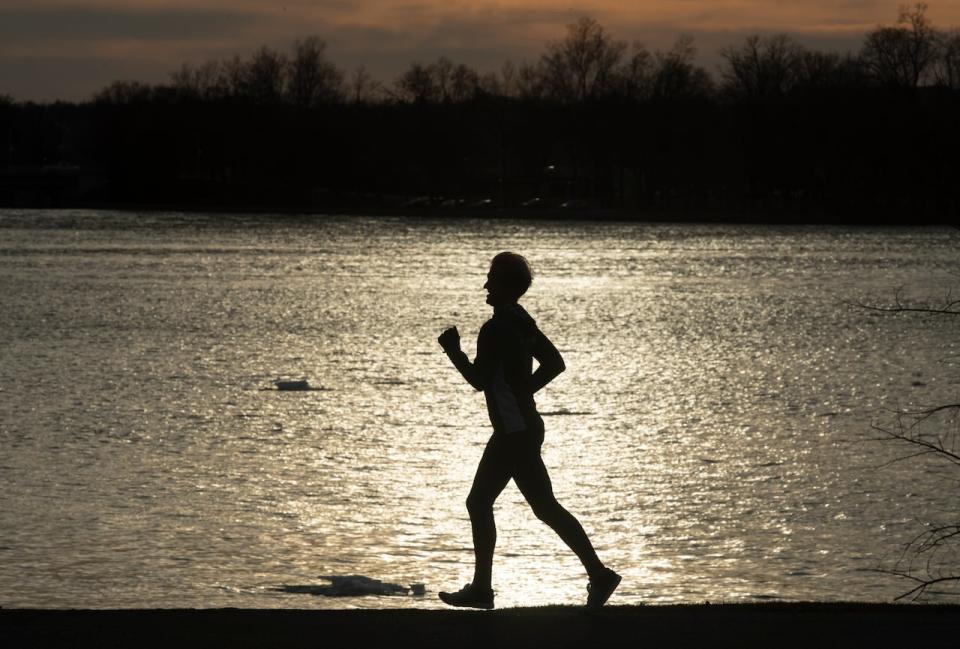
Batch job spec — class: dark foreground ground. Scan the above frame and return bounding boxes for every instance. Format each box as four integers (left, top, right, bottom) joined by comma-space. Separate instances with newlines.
3, 603, 959, 649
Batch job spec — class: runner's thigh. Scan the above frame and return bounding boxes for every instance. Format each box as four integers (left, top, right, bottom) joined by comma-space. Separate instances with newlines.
511, 429, 558, 508
468, 433, 513, 506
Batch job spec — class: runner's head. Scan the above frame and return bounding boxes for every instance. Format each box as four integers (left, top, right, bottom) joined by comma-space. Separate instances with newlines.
485, 252, 533, 306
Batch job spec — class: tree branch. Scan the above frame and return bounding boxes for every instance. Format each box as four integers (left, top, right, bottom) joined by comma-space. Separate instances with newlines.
854, 286, 960, 315
858, 283, 960, 600
871, 415, 960, 467
892, 574, 960, 602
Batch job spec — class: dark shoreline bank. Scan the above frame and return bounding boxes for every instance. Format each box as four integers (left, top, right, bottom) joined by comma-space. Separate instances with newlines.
3, 604, 959, 648
3, 201, 957, 227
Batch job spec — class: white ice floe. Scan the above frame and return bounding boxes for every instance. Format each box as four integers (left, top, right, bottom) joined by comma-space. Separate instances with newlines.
276, 575, 425, 597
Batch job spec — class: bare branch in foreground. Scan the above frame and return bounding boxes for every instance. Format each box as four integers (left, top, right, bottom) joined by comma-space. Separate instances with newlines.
871, 404, 960, 468
872, 402, 960, 599
871, 569, 960, 602
853, 286, 960, 315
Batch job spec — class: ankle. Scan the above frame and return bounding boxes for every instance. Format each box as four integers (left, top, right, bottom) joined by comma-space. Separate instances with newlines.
587, 564, 607, 580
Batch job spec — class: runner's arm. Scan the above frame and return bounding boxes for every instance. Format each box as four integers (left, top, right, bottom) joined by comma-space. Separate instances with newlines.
443, 322, 497, 391
530, 329, 565, 394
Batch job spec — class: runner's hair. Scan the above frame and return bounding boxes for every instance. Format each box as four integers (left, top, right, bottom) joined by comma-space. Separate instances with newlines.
491, 251, 533, 299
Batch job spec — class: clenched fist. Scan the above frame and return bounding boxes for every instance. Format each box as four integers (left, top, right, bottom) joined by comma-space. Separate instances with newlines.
438, 326, 461, 353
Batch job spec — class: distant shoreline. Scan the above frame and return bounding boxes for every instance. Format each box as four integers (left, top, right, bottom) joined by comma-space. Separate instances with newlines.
2, 201, 955, 227
3, 603, 958, 648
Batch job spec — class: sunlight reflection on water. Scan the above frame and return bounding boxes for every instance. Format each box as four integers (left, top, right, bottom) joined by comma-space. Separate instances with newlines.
0, 210, 958, 608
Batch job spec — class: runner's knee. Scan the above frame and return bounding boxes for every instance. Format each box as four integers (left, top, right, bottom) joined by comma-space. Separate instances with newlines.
466, 491, 493, 516
530, 499, 566, 526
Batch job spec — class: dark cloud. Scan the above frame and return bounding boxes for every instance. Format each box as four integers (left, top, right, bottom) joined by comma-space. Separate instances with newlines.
0, 6, 259, 45
0, 56, 173, 102
324, 8, 615, 74
326, 10, 867, 80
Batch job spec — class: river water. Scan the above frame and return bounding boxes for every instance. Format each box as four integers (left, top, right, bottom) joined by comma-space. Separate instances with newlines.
0, 210, 957, 609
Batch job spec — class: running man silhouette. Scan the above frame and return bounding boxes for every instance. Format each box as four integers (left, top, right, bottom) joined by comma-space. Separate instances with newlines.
437, 251, 620, 609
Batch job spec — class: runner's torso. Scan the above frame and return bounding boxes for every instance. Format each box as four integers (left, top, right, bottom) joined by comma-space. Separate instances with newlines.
478, 304, 544, 434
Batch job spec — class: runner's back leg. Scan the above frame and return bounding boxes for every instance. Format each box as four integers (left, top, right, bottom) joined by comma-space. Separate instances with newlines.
466, 434, 513, 590
512, 432, 605, 577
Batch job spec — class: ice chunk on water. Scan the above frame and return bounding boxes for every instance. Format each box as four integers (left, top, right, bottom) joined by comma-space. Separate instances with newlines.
276, 575, 424, 597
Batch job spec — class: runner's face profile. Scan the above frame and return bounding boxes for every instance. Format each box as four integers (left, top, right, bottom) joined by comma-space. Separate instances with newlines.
484, 268, 510, 307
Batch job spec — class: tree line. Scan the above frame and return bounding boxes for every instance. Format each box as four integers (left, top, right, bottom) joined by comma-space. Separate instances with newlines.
1, 3, 958, 221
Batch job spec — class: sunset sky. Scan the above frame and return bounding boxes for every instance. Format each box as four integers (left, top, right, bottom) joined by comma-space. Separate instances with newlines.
2, 1, 959, 102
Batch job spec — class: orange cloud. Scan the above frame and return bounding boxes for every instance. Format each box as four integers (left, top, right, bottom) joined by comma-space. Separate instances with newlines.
3, 1, 960, 101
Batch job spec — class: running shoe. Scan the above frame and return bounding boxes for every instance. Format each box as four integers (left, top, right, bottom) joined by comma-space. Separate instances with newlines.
438, 583, 495, 610
586, 568, 621, 608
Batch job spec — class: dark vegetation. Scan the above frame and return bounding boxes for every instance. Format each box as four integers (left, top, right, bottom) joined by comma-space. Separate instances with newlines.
1, 4, 958, 222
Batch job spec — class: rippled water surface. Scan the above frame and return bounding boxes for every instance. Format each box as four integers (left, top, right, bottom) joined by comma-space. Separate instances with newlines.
1, 210, 958, 609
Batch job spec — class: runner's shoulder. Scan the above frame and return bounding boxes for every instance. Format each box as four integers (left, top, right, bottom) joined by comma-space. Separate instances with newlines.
478, 318, 503, 340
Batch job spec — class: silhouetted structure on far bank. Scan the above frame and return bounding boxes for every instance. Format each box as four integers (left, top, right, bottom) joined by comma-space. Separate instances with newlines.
1, 7, 958, 224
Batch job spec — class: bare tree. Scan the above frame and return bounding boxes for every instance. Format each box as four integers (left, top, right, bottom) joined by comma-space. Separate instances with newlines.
287, 37, 343, 107
393, 58, 481, 104
721, 33, 804, 98
477, 70, 503, 97
861, 3, 939, 89
498, 61, 517, 97
872, 402, 960, 600
240, 46, 287, 104
349, 65, 380, 104
617, 42, 654, 101
861, 289, 960, 600
794, 50, 867, 90
540, 17, 626, 102
170, 63, 200, 98
395, 62, 439, 104
933, 29, 960, 88
433, 57, 454, 102
93, 80, 154, 105
650, 35, 714, 101
221, 55, 246, 97
515, 61, 546, 99
199, 60, 233, 99
450, 63, 480, 102
170, 60, 231, 100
